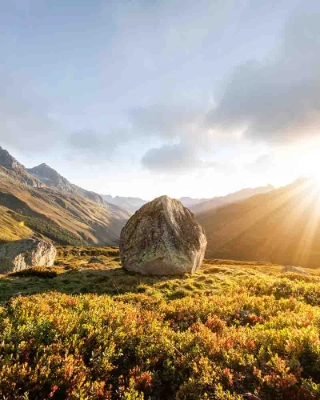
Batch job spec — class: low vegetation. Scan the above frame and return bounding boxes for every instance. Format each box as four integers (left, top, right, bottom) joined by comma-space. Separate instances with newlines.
9, 266, 64, 279
8, 211, 88, 246
0, 206, 33, 243
1, 247, 320, 399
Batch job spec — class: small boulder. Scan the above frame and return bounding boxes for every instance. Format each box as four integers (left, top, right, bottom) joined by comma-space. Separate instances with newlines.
88, 256, 104, 264
119, 195, 207, 275
282, 265, 308, 275
0, 239, 56, 273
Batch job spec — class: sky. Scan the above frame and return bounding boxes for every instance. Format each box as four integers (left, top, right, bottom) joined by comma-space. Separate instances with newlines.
1, 0, 320, 199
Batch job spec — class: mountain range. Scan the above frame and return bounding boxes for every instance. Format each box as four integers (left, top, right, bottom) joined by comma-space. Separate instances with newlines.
0, 146, 284, 263
101, 195, 210, 214
0, 147, 129, 245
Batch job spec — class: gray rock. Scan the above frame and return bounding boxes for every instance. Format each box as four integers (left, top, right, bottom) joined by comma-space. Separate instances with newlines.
282, 265, 308, 275
88, 256, 104, 264
0, 239, 56, 273
119, 195, 207, 275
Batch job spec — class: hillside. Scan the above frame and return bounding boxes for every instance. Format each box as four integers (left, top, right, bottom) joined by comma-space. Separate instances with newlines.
1, 247, 320, 399
191, 184, 274, 214
27, 162, 128, 217
197, 178, 320, 267
0, 147, 44, 188
0, 147, 130, 245
0, 205, 34, 242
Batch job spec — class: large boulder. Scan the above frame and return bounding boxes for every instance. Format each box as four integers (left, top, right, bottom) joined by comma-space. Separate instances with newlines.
119, 195, 207, 275
0, 239, 56, 273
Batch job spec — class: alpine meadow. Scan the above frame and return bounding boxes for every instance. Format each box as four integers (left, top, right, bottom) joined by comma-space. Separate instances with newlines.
1, 1, 320, 399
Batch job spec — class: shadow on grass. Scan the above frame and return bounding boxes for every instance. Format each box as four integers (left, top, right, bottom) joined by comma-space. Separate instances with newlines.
0, 266, 191, 303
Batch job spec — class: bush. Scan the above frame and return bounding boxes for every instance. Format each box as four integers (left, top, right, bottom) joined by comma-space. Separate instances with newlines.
1, 255, 320, 399
0, 290, 320, 399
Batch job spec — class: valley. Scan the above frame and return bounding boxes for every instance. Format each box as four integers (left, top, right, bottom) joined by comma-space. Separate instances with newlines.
1, 147, 320, 399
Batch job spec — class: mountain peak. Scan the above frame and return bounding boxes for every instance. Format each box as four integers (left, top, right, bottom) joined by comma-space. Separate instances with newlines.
38, 163, 50, 168
28, 163, 69, 187
0, 146, 23, 171
27, 162, 112, 210
0, 146, 44, 187
30, 163, 59, 174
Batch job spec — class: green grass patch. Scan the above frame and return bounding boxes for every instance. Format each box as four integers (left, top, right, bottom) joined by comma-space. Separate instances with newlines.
9, 266, 64, 278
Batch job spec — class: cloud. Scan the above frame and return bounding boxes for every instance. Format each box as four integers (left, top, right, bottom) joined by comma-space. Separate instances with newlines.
207, 4, 320, 144
129, 104, 219, 173
141, 143, 204, 173
66, 128, 134, 162
245, 154, 275, 174
128, 104, 201, 139
3, 0, 317, 182
0, 69, 60, 152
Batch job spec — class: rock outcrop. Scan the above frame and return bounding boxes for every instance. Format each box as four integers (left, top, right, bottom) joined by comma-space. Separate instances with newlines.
119, 195, 207, 275
282, 265, 307, 275
0, 146, 23, 171
88, 256, 104, 264
0, 239, 56, 273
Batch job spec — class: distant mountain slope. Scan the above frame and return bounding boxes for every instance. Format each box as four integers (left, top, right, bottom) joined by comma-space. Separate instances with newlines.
197, 178, 320, 267
0, 147, 44, 188
191, 185, 274, 214
27, 163, 129, 218
101, 195, 147, 214
0, 205, 34, 243
102, 195, 209, 214
179, 197, 209, 208
0, 147, 129, 245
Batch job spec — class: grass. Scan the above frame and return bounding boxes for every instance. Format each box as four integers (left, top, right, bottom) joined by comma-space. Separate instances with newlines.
1, 246, 320, 304
1, 246, 320, 399
8, 210, 89, 246
0, 206, 33, 243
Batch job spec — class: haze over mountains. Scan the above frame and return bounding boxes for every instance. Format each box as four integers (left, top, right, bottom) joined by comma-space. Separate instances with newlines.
102, 195, 210, 214
197, 178, 320, 267
191, 185, 274, 214
101, 195, 147, 214
102, 191, 276, 215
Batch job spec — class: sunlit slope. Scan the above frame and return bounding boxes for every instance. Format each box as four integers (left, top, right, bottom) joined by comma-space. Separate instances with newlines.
0, 166, 127, 245
197, 178, 320, 267
191, 184, 274, 214
0, 205, 33, 243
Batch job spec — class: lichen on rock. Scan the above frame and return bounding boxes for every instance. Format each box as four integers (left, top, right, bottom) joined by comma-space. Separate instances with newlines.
119, 195, 207, 275
0, 239, 56, 273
